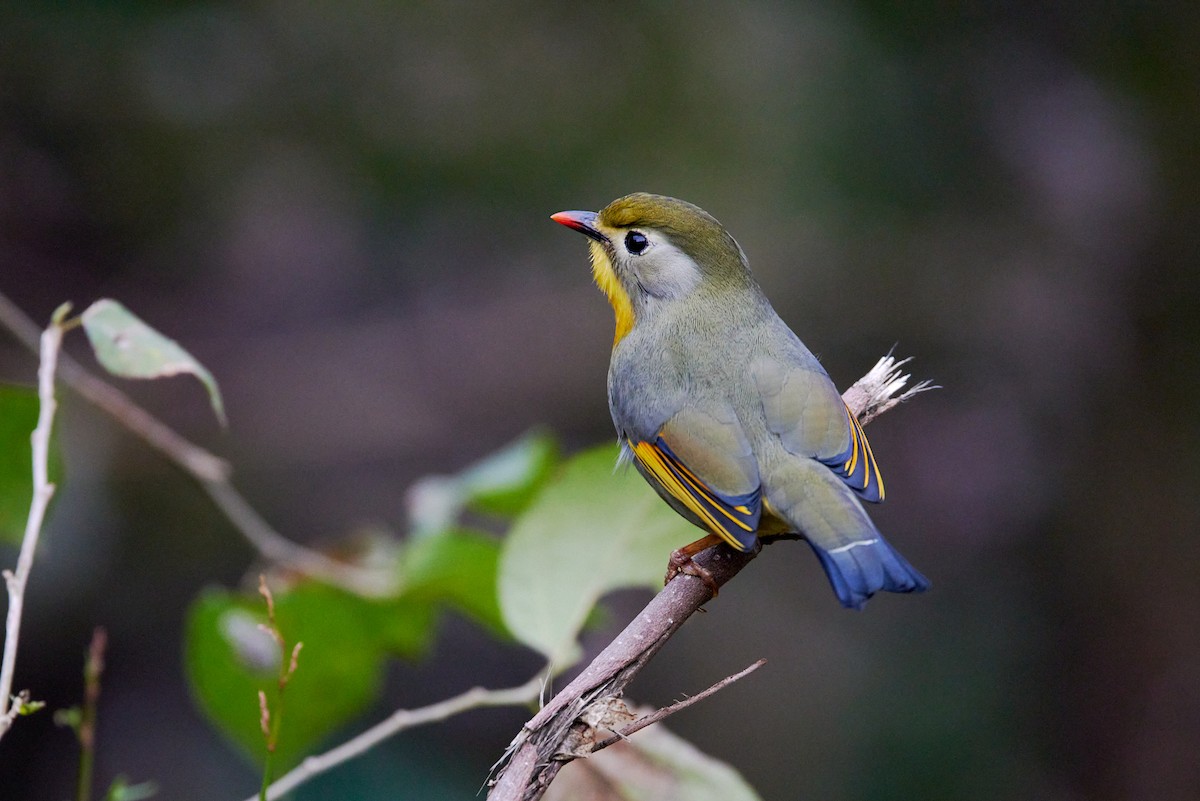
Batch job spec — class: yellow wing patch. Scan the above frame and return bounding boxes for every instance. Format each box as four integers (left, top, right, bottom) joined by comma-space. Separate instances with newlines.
824, 403, 885, 502
630, 438, 761, 551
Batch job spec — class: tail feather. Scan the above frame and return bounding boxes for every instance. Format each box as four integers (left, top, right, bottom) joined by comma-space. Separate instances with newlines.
765, 458, 929, 609
808, 534, 928, 610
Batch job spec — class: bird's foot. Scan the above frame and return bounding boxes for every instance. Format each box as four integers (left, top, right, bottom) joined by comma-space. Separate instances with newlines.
665, 547, 720, 597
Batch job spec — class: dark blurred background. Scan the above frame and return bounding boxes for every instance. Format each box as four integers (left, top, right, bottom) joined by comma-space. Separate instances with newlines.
2, 2, 1198, 799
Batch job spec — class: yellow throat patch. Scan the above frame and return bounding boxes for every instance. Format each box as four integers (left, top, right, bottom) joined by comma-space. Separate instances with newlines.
588, 240, 635, 345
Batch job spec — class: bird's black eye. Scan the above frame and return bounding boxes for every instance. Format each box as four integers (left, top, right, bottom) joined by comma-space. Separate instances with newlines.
625, 231, 649, 255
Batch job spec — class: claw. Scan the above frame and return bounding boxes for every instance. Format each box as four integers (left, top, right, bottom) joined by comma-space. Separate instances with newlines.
664, 533, 726, 596
665, 548, 721, 596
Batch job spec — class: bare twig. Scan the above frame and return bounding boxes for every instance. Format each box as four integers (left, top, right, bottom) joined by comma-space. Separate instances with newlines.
0, 303, 68, 739
590, 658, 766, 753
248, 674, 546, 801
487, 355, 931, 801
0, 292, 395, 597
202, 481, 394, 596
843, 354, 939, 427
76, 627, 108, 801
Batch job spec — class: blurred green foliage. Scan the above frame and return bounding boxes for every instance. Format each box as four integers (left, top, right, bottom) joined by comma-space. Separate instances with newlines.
182, 433, 763, 791
0, 386, 41, 545
187, 582, 395, 771
185, 525, 504, 771
400, 528, 507, 640
0, 384, 59, 546
406, 430, 559, 536
183, 434, 693, 774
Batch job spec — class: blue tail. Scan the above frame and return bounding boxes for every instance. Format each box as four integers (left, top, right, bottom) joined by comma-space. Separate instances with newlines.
764, 459, 929, 609
809, 535, 929, 610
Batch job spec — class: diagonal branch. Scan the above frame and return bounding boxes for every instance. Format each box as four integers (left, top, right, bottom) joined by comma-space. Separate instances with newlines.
590, 658, 766, 753
249, 673, 546, 801
0, 292, 395, 597
487, 355, 933, 801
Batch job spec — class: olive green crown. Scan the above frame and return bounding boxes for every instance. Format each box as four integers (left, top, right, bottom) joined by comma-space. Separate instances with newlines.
598, 193, 747, 281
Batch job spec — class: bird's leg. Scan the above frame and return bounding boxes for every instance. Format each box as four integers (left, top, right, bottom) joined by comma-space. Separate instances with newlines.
666, 534, 725, 596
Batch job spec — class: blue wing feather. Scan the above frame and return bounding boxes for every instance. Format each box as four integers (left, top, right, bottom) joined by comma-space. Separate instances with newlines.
819, 403, 886, 503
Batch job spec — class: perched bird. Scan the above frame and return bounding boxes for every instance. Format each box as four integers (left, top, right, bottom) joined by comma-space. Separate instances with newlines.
551, 193, 928, 609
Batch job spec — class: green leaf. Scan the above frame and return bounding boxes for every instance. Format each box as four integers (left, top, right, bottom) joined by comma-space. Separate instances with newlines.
0, 385, 59, 546
407, 431, 559, 536
16, 697, 45, 716
186, 526, 517, 767
546, 719, 763, 801
54, 705, 82, 731
81, 299, 226, 426
497, 444, 694, 667
402, 528, 508, 638
460, 430, 559, 517
374, 596, 438, 659
104, 777, 159, 801
185, 582, 424, 770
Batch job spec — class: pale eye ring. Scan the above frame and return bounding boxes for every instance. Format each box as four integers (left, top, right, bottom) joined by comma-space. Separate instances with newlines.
625, 231, 649, 255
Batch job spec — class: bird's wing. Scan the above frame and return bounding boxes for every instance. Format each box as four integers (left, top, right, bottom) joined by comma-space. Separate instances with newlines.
820, 401, 885, 502
627, 406, 762, 552
752, 358, 885, 502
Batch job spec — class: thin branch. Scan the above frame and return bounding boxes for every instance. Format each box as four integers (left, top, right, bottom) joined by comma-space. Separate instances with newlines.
590, 658, 766, 753
249, 674, 546, 801
0, 304, 67, 739
487, 354, 931, 801
76, 627, 108, 801
202, 481, 394, 596
0, 292, 395, 597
